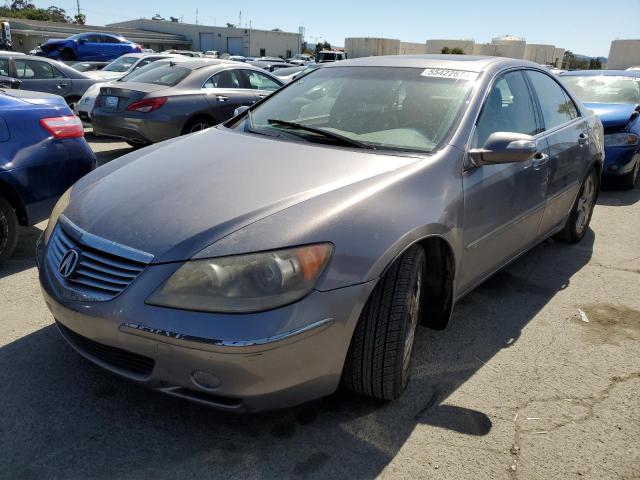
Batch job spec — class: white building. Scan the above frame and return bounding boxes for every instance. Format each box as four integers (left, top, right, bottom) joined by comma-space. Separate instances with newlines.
425, 39, 474, 54
108, 18, 301, 57
607, 39, 640, 70
344, 37, 401, 58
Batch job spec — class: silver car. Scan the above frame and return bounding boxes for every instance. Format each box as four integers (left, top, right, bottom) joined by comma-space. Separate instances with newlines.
91, 58, 283, 146
38, 55, 603, 412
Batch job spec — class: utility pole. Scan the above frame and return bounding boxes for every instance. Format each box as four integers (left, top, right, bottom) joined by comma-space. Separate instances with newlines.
76, 0, 80, 16
196, 8, 198, 25
239, 10, 242, 28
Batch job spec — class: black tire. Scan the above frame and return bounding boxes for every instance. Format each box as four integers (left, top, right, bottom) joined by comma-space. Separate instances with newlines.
619, 159, 639, 190
61, 49, 76, 61
342, 244, 425, 400
125, 140, 148, 149
182, 117, 214, 135
0, 195, 19, 263
555, 168, 599, 243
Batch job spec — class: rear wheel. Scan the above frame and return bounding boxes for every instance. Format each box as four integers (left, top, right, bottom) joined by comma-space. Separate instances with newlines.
555, 167, 598, 243
183, 117, 214, 135
0, 196, 19, 263
619, 158, 639, 190
342, 244, 425, 400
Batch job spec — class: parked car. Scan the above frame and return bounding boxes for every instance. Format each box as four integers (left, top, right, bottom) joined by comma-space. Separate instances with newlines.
92, 59, 283, 146
0, 54, 102, 109
162, 50, 205, 58
560, 70, 640, 188
38, 56, 603, 412
272, 63, 321, 83
204, 51, 219, 58
227, 55, 246, 62
249, 58, 292, 72
626, 66, 640, 71
0, 88, 95, 261
35, 32, 141, 61
75, 55, 185, 124
288, 54, 313, 66
316, 50, 346, 62
71, 61, 109, 72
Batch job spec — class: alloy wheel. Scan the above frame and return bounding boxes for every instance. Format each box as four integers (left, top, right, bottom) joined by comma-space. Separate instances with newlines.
190, 122, 211, 133
575, 175, 596, 235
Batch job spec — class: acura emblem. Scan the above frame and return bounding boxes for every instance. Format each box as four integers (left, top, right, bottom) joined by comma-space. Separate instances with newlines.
58, 249, 79, 278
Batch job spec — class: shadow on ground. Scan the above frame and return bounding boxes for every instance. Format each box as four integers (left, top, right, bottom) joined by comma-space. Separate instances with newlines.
598, 180, 639, 206
0, 232, 594, 479
0, 225, 42, 279
85, 132, 133, 166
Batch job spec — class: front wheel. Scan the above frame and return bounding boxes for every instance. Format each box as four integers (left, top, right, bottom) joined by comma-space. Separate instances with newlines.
0, 196, 19, 263
342, 244, 425, 400
183, 117, 214, 135
555, 168, 599, 243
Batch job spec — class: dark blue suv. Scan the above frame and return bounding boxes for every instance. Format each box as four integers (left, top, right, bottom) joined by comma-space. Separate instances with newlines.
0, 89, 95, 261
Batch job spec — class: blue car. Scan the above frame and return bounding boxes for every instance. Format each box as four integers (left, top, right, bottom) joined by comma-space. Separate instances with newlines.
36, 32, 142, 62
0, 89, 96, 261
561, 70, 640, 189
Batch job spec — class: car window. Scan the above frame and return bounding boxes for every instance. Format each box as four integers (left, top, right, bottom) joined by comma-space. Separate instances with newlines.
14, 59, 62, 80
561, 75, 640, 104
85, 35, 101, 43
241, 66, 474, 154
121, 64, 190, 86
203, 69, 242, 89
476, 71, 538, 147
244, 70, 281, 91
526, 70, 579, 130
0, 59, 9, 76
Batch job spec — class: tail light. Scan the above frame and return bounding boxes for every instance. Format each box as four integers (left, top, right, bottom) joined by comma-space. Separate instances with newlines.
40, 116, 84, 139
126, 97, 167, 113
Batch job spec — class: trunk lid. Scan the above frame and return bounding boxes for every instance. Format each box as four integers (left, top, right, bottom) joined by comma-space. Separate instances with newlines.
96, 82, 169, 112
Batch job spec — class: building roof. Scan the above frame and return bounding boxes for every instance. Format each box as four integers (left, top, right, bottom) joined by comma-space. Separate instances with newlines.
107, 18, 301, 37
1, 17, 192, 46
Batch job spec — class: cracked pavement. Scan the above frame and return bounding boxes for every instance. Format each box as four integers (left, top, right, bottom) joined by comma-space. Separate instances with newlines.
0, 137, 639, 479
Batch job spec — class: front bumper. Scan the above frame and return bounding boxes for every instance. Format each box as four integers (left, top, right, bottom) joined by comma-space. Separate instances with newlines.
37, 235, 374, 412
603, 146, 640, 176
92, 109, 181, 145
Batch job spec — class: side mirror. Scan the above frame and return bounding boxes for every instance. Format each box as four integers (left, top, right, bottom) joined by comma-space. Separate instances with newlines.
234, 105, 249, 117
77, 38, 87, 44
469, 132, 537, 166
0, 75, 20, 89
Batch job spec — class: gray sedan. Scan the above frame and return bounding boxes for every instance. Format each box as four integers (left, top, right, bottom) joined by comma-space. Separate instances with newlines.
0, 53, 100, 108
91, 59, 283, 146
38, 55, 603, 412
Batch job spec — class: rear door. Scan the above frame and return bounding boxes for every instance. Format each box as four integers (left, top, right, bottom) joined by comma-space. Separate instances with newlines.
241, 69, 283, 102
459, 70, 549, 292
76, 34, 102, 61
14, 58, 70, 96
524, 70, 586, 236
202, 69, 256, 120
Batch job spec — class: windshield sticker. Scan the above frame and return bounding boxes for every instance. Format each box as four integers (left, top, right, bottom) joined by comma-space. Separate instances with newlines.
421, 68, 478, 81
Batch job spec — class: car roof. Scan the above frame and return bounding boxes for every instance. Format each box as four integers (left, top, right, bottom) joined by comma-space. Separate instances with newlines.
560, 69, 640, 78
323, 54, 537, 72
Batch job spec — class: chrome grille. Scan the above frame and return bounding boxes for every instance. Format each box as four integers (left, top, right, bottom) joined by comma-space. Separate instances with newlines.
47, 218, 152, 301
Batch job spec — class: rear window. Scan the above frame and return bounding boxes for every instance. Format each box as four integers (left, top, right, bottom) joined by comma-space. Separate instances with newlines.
122, 64, 190, 86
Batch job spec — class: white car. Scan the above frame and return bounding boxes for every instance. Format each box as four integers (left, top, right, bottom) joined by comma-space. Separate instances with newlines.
75, 53, 178, 123
626, 66, 640, 71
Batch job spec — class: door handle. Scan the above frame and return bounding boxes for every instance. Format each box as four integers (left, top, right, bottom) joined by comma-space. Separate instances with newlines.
216, 95, 228, 102
578, 133, 589, 146
532, 152, 549, 169
257, 94, 267, 99
56, 83, 68, 89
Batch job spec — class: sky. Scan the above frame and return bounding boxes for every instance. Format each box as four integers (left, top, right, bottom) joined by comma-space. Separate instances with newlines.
28, 0, 640, 57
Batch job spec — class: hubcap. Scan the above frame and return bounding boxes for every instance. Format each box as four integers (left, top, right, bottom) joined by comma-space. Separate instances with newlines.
190, 122, 211, 133
575, 175, 596, 235
403, 272, 422, 373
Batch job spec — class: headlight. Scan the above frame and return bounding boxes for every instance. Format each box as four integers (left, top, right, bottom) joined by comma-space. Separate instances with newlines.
43, 187, 71, 245
146, 243, 333, 313
604, 133, 638, 147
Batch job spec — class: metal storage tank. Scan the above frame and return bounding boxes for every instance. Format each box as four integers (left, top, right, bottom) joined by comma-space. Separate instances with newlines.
344, 37, 400, 58
607, 39, 640, 69
524, 44, 556, 65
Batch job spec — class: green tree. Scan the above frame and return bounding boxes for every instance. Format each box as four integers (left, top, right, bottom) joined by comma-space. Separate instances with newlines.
450, 47, 465, 55
588, 58, 602, 70
441, 46, 451, 54
73, 13, 86, 24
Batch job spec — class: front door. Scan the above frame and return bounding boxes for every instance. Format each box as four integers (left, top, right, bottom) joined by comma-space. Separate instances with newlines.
240, 69, 282, 103
459, 70, 549, 292
14, 58, 70, 97
203, 69, 257, 120
525, 70, 587, 236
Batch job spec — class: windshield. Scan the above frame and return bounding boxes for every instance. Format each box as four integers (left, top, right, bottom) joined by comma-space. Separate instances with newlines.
562, 75, 640, 104
235, 66, 474, 154
103, 56, 138, 72
317, 52, 340, 62
119, 64, 190, 86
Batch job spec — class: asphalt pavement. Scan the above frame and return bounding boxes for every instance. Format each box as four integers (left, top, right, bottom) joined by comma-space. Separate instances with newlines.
0, 136, 638, 480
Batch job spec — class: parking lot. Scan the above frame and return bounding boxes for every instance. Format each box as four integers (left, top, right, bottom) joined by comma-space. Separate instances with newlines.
0, 135, 638, 479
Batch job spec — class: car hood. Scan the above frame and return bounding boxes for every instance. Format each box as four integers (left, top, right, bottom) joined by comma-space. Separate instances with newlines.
583, 102, 639, 129
43, 38, 68, 45
65, 128, 419, 263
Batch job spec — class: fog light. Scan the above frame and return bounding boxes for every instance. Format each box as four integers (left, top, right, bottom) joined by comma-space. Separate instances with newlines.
191, 370, 221, 390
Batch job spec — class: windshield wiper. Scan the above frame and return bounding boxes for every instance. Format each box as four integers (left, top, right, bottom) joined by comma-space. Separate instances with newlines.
266, 118, 375, 149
